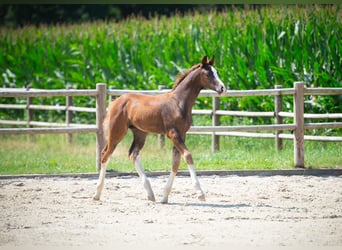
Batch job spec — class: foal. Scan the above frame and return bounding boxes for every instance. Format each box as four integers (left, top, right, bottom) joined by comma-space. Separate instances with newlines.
93, 56, 226, 203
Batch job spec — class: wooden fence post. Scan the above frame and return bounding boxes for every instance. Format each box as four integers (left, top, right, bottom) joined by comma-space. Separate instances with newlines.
293, 82, 305, 168
158, 85, 166, 149
26, 87, 33, 141
96, 83, 107, 171
274, 85, 283, 151
65, 86, 73, 144
26, 86, 33, 128
212, 96, 220, 152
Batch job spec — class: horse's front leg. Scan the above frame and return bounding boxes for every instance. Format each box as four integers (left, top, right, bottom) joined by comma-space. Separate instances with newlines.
161, 147, 181, 204
168, 129, 205, 201
184, 150, 206, 201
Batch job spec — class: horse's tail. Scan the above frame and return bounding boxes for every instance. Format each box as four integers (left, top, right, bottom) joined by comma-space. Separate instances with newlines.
102, 107, 110, 142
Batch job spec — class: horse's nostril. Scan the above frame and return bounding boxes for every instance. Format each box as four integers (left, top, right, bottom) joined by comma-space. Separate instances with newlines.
221, 86, 224, 92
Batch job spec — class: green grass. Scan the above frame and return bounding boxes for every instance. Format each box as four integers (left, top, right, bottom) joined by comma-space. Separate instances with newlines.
0, 133, 340, 175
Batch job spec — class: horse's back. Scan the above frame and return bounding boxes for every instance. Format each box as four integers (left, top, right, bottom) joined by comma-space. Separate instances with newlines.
108, 93, 170, 134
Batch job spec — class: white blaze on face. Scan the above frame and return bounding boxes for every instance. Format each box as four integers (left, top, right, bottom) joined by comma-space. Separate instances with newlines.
210, 66, 226, 95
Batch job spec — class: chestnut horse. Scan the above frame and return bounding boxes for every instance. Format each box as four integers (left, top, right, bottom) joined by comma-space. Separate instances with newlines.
93, 56, 226, 203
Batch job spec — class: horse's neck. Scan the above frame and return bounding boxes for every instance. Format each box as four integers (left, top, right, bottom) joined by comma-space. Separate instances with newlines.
172, 71, 202, 110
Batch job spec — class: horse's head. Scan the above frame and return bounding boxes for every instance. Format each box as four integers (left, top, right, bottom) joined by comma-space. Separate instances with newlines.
199, 56, 226, 96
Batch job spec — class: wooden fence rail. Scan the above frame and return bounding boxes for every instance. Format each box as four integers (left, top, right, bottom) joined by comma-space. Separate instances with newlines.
0, 84, 107, 170
0, 82, 341, 169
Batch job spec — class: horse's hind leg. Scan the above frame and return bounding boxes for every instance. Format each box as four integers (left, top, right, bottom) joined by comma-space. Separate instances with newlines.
93, 144, 114, 201
129, 128, 155, 202
93, 114, 128, 201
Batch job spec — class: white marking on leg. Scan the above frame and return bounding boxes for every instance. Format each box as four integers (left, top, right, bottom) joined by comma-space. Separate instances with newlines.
134, 156, 155, 201
93, 161, 108, 200
161, 171, 176, 204
188, 164, 205, 201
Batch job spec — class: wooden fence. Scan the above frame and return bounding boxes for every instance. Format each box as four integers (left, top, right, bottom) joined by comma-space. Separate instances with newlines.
0, 84, 107, 170
0, 82, 341, 169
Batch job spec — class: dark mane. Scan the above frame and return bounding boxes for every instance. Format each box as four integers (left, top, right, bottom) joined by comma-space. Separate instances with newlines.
172, 63, 201, 90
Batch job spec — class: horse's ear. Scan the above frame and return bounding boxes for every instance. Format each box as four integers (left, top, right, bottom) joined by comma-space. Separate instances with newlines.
209, 56, 215, 66
201, 56, 208, 66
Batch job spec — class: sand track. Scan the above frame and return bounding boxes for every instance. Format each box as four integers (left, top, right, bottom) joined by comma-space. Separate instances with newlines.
1, 174, 342, 247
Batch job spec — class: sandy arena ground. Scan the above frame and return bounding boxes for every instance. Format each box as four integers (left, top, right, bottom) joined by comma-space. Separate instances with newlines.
0, 174, 342, 248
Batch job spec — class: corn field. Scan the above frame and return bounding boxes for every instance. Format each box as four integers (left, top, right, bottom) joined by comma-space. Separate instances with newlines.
1, 5, 341, 123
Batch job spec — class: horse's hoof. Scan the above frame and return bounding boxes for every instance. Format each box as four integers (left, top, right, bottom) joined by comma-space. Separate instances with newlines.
93, 194, 100, 201
160, 197, 168, 204
198, 194, 206, 202
148, 194, 156, 202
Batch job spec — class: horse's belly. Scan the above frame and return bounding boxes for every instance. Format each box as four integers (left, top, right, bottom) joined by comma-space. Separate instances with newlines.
129, 112, 166, 134
131, 123, 165, 135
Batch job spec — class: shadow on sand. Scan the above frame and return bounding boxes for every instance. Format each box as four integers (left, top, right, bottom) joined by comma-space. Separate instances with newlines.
162, 202, 251, 209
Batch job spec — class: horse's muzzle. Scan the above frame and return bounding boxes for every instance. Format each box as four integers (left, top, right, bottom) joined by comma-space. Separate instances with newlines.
218, 84, 227, 96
